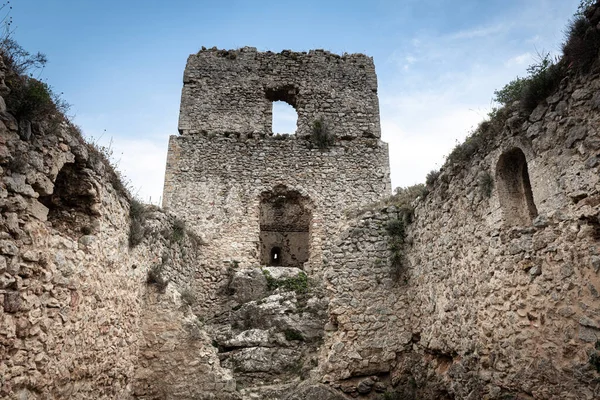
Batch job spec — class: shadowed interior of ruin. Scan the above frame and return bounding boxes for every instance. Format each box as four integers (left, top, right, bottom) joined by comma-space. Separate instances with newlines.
259, 188, 311, 267
495, 147, 538, 227
38, 162, 97, 232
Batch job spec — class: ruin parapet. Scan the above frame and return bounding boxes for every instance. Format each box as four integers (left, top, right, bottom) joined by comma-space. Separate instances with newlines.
178, 47, 381, 139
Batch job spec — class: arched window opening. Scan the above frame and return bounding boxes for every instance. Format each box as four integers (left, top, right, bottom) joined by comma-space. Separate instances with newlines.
496, 148, 538, 227
270, 247, 282, 266
265, 85, 298, 135
39, 162, 98, 233
271, 101, 298, 134
259, 188, 310, 268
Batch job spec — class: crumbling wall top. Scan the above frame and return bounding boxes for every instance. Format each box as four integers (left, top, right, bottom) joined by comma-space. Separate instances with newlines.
178, 47, 381, 139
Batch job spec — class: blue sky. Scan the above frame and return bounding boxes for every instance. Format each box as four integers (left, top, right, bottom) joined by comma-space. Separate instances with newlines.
9, 0, 580, 203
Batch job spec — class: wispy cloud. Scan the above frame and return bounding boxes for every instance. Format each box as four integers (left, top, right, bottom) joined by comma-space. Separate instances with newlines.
379, 1, 577, 191
505, 52, 533, 67
448, 23, 507, 40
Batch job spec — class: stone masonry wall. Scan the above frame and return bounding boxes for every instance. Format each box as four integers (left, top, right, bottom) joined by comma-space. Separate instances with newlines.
318, 69, 600, 399
0, 55, 236, 399
163, 134, 390, 317
178, 48, 380, 139
0, 113, 145, 398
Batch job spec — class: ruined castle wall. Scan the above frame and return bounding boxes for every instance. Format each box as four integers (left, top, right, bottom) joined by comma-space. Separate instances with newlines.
163, 134, 391, 316
319, 72, 600, 399
178, 48, 381, 139
0, 58, 236, 398
165, 48, 391, 320
0, 116, 146, 399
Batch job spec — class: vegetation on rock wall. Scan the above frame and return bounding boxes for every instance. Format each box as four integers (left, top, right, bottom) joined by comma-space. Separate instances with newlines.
129, 199, 148, 247
438, 0, 600, 178
261, 268, 310, 294
478, 171, 494, 198
383, 185, 426, 277
310, 117, 334, 149
147, 263, 170, 292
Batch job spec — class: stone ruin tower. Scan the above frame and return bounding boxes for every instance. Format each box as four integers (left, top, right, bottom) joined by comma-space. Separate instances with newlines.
162, 47, 391, 272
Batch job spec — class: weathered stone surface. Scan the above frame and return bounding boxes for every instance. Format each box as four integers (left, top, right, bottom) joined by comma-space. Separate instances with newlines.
284, 382, 347, 400
229, 267, 268, 303
229, 346, 300, 373
179, 48, 380, 139
262, 266, 304, 280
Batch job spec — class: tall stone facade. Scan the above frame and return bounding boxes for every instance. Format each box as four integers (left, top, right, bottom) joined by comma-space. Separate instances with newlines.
163, 47, 391, 278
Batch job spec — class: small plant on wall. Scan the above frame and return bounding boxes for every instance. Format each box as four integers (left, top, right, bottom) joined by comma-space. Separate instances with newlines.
310, 117, 334, 149
479, 171, 494, 198
386, 206, 413, 279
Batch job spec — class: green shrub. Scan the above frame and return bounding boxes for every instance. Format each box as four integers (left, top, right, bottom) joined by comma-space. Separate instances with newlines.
447, 131, 484, 165
0, 39, 69, 123
479, 171, 494, 198
5, 78, 54, 121
425, 170, 440, 187
493, 53, 564, 112
147, 264, 169, 292
393, 184, 428, 206
493, 77, 528, 106
129, 199, 147, 247
520, 59, 564, 112
576, 0, 595, 16
310, 117, 334, 149
563, 16, 600, 73
386, 205, 414, 278
386, 219, 406, 238
171, 218, 186, 243
262, 268, 310, 294
180, 287, 197, 306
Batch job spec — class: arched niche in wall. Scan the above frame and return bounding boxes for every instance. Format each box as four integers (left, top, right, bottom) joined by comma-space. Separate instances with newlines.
39, 162, 99, 233
495, 147, 538, 227
259, 186, 311, 268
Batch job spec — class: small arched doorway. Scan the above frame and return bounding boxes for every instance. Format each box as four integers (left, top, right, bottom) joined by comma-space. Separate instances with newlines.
496, 147, 538, 227
259, 187, 311, 268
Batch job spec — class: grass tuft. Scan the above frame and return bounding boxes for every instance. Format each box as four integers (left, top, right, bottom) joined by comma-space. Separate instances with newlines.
563, 15, 600, 74
180, 287, 197, 306
425, 170, 441, 187
147, 264, 169, 292
129, 199, 148, 247
262, 268, 310, 294
310, 117, 334, 149
171, 218, 186, 243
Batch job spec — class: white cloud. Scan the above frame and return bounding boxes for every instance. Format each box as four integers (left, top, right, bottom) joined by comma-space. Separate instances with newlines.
85, 132, 169, 205
381, 95, 483, 190
448, 24, 507, 40
505, 52, 533, 67
111, 138, 168, 205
